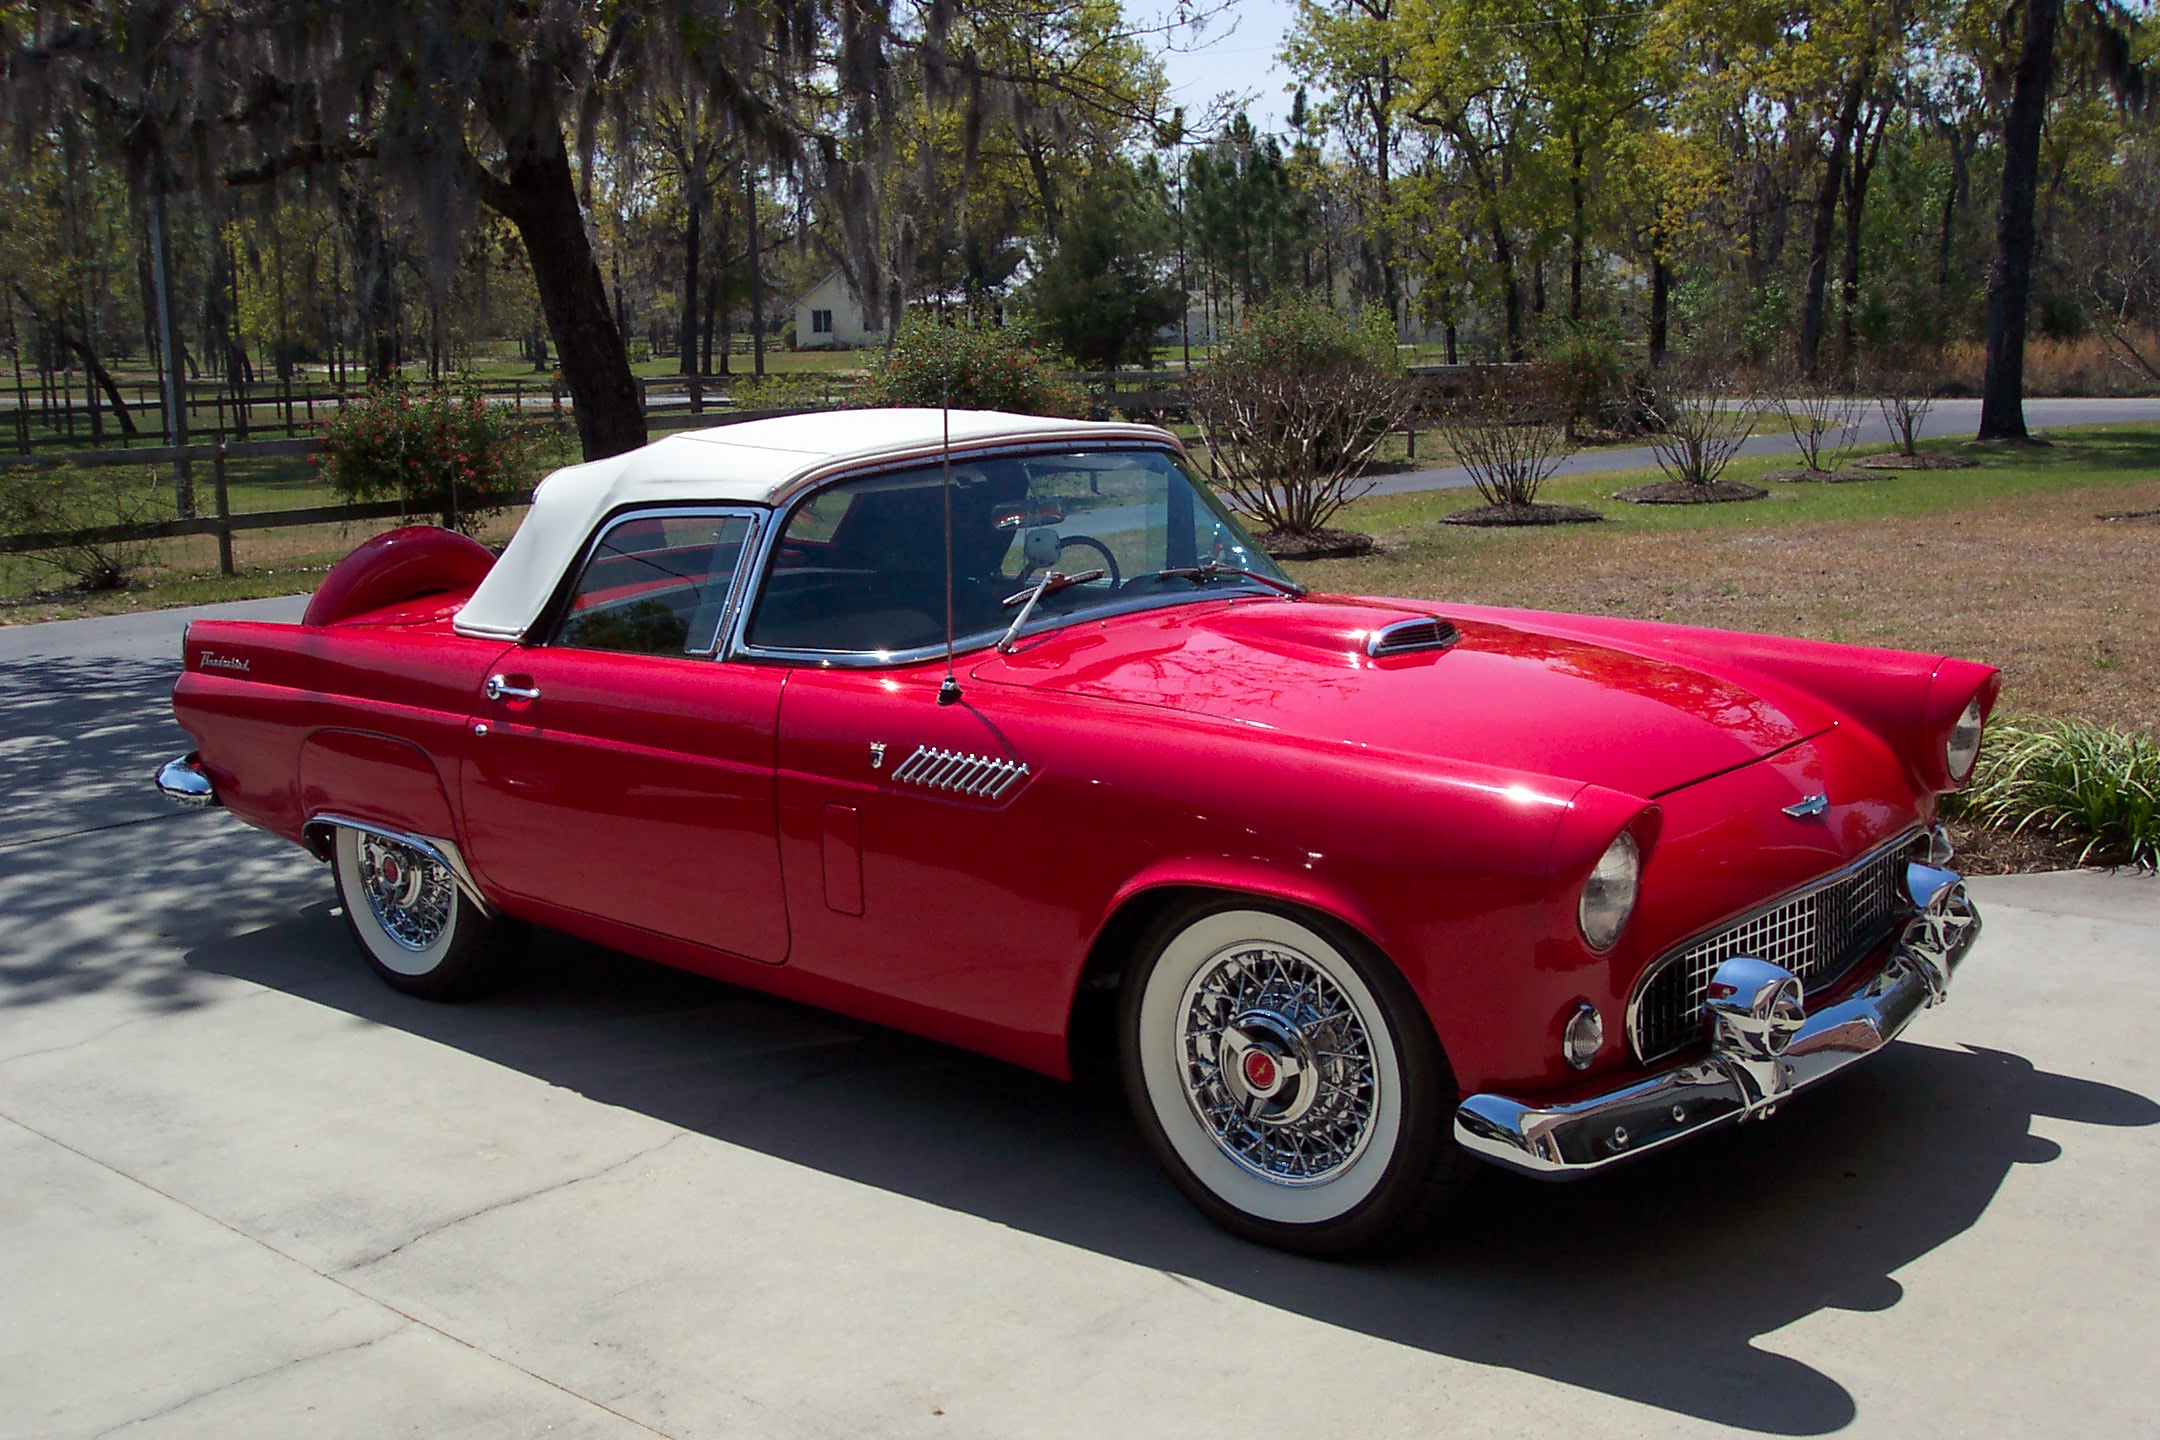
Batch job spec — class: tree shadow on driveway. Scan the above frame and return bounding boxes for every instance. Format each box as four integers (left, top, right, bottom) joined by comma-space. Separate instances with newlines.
190, 909, 2160, 1436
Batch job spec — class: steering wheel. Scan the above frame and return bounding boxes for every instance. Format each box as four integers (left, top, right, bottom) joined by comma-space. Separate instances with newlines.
1020, 535, 1121, 590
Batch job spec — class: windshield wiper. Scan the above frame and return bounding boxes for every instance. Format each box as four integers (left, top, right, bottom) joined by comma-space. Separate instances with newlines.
997, 568, 1107, 652
1152, 561, 1307, 597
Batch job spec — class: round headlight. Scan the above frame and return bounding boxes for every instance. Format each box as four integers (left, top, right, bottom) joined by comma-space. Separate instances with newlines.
1578, 830, 1641, 952
1945, 697, 1984, 782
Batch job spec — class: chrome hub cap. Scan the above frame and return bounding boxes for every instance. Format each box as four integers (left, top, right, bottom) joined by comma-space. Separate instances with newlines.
357, 834, 455, 952
1177, 942, 1380, 1185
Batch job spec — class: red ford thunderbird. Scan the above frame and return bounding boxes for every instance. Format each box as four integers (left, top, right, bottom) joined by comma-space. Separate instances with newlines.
159, 409, 1991, 1253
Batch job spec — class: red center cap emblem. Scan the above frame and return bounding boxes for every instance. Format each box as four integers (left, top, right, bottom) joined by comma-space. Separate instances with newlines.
1243, 1049, 1277, 1091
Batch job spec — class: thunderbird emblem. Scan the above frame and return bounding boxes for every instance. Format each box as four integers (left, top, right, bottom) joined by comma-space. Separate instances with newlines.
1783, 793, 1830, 818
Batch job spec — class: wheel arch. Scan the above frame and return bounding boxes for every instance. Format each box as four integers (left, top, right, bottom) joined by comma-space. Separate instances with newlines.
1064, 863, 1418, 1081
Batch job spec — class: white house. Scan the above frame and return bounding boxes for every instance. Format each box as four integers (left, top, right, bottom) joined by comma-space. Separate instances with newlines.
792, 270, 888, 349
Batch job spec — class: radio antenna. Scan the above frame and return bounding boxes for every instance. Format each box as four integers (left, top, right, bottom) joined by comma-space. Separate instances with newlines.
937, 353, 961, 706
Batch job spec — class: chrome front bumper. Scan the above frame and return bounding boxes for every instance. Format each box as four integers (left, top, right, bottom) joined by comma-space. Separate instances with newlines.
1454, 863, 1981, 1177
154, 753, 219, 808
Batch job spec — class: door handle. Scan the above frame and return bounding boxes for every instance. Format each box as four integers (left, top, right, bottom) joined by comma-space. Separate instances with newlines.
485, 674, 540, 703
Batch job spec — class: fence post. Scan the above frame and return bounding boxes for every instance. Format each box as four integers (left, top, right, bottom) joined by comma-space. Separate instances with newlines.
212, 438, 234, 576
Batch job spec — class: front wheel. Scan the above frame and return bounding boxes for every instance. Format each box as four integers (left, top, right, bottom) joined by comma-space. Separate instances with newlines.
331, 826, 514, 1000
1120, 900, 1468, 1254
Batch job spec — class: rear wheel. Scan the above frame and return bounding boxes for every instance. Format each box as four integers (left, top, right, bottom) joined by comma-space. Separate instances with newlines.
331, 826, 513, 1000
1120, 899, 1468, 1255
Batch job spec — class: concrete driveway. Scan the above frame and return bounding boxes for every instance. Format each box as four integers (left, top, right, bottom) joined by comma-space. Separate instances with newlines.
3, 602, 2157, 1439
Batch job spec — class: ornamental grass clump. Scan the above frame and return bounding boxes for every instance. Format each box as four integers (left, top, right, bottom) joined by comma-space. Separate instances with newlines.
1951, 717, 2160, 870
320, 383, 545, 531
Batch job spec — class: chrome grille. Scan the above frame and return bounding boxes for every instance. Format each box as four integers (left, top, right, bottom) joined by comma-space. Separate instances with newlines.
891, 745, 1029, 800
1629, 838, 1913, 1063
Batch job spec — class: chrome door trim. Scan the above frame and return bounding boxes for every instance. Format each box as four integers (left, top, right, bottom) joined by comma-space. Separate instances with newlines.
534, 503, 769, 657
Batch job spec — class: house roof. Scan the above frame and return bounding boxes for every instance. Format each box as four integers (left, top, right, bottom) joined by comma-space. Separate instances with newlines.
453, 408, 1179, 641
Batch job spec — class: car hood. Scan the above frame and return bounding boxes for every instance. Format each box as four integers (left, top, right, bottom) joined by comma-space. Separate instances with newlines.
970, 597, 1838, 797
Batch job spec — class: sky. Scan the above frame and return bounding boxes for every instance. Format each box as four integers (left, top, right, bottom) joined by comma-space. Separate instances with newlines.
1149, 0, 1301, 137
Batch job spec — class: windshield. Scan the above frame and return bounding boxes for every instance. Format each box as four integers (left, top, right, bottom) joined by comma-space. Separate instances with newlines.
744, 447, 1289, 657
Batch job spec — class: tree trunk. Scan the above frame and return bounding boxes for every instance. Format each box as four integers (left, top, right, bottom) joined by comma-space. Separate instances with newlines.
335, 177, 399, 382
1493, 216, 1522, 360
1799, 67, 1869, 375
1568, 125, 1585, 325
747, 165, 766, 378
1979, 0, 2064, 441
1840, 103, 1887, 366
1649, 256, 1670, 366
679, 187, 701, 375
1936, 121, 1970, 292
475, 87, 647, 460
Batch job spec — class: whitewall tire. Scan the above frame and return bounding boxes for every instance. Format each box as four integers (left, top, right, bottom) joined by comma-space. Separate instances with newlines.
331, 826, 512, 999
1120, 899, 1466, 1254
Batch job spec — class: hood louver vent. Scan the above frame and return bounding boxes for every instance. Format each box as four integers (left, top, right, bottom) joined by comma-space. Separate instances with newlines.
1366, 617, 1461, 658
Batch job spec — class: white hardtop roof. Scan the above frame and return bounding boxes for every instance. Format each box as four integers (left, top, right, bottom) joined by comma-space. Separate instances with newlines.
454, 408, 1178, 641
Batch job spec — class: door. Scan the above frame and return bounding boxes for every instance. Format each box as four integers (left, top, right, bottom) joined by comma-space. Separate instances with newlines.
459, 508, 791, 964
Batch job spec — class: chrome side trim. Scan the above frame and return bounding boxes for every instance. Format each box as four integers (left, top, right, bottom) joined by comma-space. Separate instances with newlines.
1455, 870, 1981, 1177
304, 813, 493, 917
1624, 825, 1924, 1063
154, 753, 219, 808
890, 745, 1030, 799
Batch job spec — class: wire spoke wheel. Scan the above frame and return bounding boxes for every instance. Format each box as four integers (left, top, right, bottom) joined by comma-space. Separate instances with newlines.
356, 833, 457, 952
331, 824, 514, 999
1123, 903, 1462, 1253
1178, 942, 1379, 1185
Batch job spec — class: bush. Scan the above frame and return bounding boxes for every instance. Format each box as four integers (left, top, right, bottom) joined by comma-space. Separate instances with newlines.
1541, 325, 1656, 437
1949, 717, 2159, 870
1188, 302, 1408, 536
855, 317, 1085, 417
318, 383, 544, 531
1431, 365, 1575, 508
0, 465, 170, 590
1646, 357, 1756, 489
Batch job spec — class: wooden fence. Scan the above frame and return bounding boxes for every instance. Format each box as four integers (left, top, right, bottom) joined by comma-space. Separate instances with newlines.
0, 405, 843, 572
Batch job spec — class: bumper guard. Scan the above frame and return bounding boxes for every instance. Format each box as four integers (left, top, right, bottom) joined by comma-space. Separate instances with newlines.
1454, 863, 1981, 1177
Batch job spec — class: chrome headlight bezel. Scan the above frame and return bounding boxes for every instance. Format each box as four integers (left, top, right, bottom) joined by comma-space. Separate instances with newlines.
1578, 830, 1642, 953
1945, 696, 1984, 783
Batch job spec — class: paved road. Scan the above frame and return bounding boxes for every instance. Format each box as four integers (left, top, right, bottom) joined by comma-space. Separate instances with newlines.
4, 603, 2157, 1438
1371, 395, 2160, 497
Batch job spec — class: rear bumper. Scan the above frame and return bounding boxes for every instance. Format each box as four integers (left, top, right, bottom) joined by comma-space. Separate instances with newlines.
1454, 864, 1981, 1177
154, 753, 219, 808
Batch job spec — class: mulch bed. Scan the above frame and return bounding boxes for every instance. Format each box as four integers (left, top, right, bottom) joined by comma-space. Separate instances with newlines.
1760, 468, 1881, 484
1855, 452, 1980, 471
1441, 502, 1604, 527
1258, 527, 1376, 560
2098, 508, 2160, 525
1611, 479, 1769, 505
1941, 817, 2100, 876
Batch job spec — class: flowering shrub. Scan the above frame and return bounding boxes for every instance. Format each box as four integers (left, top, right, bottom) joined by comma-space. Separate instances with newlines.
319, 384, 543, 530
857, 318, 1085, 417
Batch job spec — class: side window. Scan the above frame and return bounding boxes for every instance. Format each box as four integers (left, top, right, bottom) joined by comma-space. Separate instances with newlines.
554, 512, 755, 657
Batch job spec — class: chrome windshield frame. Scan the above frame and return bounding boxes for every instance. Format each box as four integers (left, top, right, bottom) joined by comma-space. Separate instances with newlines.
720, 440, 1291, 669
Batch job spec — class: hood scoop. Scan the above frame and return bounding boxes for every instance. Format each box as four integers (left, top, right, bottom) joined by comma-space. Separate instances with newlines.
1366, 616, 1460, 658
